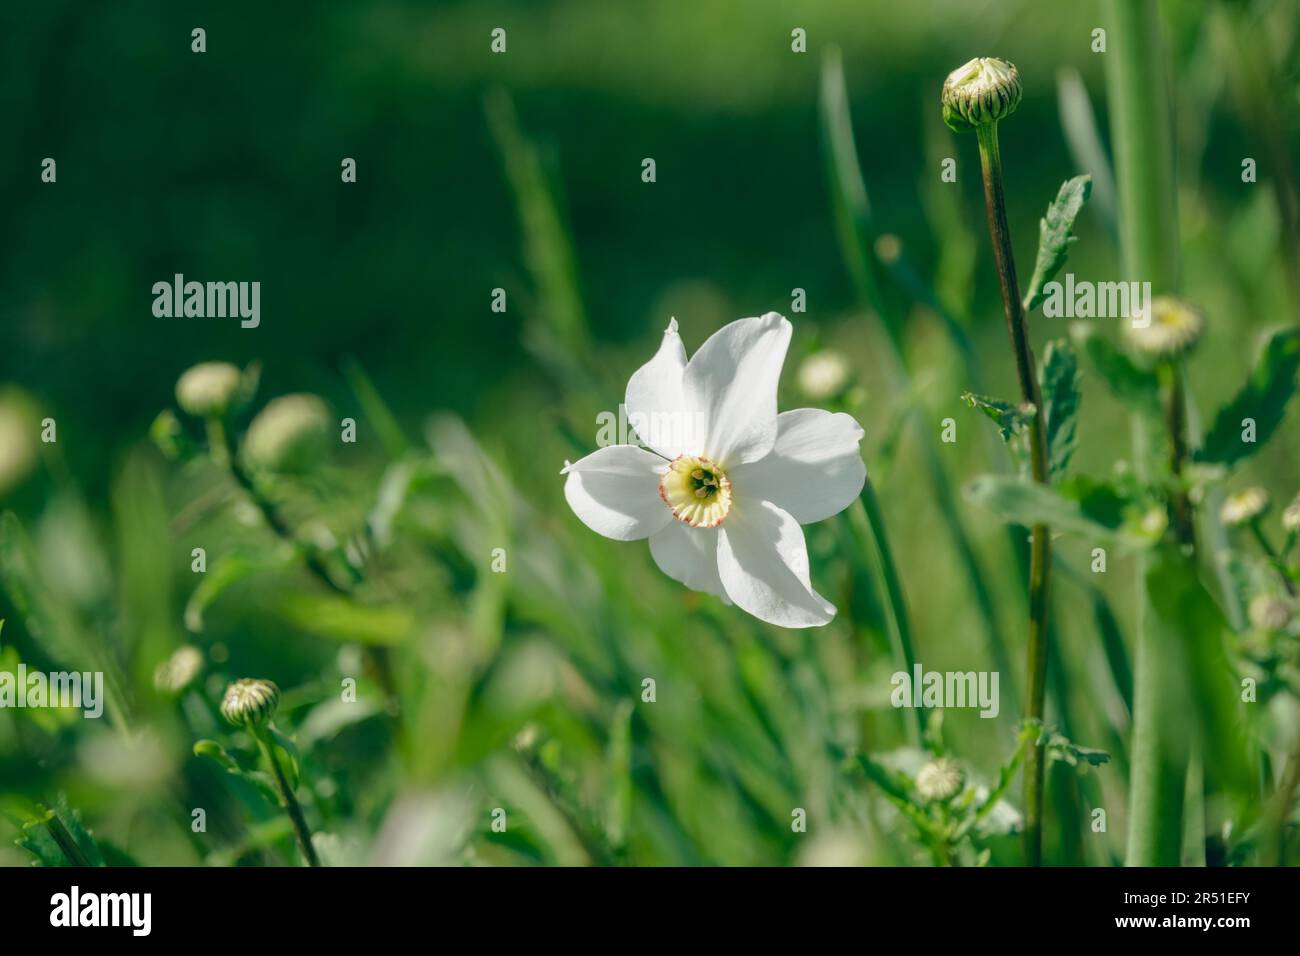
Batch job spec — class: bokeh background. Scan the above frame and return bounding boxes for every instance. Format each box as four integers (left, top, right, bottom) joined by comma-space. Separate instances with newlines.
1, 0, 1297, 866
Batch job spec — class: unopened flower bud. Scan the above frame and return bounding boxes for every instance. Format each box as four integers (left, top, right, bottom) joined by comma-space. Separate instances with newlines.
941, 57, 1021, 132
154, 645, 204, 696
242, 394, 331, 473
176, 362, 242, 418
220, 678, 280, 730
1221, 487, 1270, 528
916, 757, 965, 802
0, 391, 39, 497
1282, 493, 1300, 535
797, 350, 852, 401
1248, 594, 1291, 632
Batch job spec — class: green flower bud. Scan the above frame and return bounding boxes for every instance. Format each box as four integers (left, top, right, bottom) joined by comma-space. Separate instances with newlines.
242, 394, 331, 473
1221, 487, 1270, 528
916, 756, 965, 802
941, 57, 1021, 132
1125, 296, 1206, 359
1282, 493, 1300, 534
0, 390, 39, 497
1248, 594, 1291, 632
153, 645, 204, 696
797, 350, 852, 401
176, 362, 242, 418
220, 678, 280, 730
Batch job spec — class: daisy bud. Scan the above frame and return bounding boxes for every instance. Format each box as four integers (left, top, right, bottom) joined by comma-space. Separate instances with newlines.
1248, 594, 1291, 632
916, 757, 965, 802
242, 394, 331, 473
153, 645, 205, 696
1220, 487, 1270, 528
220, 678, 280, 730
797, 350, 851, 401
1125, 296, 1205, 360
175, 362, 242, 418
0, 391, 39, 497
1282, 494, 1300, 534
941, 57, 1021, 133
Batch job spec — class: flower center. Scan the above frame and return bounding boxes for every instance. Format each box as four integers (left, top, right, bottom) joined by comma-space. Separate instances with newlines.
659, 454, 732, 528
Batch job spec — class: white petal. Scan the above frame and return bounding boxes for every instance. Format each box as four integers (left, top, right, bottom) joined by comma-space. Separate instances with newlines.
648, 521, 726, 600
682, 312, 791, 466
717, 500, 835, 628
731, 409, 866, 524
563, 445, 671, 541
625, 318, 694, 458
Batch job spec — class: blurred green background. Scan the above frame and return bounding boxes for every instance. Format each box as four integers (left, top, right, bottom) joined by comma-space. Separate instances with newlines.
0, 0, 1297, 866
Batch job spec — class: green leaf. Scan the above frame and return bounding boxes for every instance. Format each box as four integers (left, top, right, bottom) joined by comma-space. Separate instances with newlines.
15, 796, 105, 867
962, 392, 1035, 443
1142, 548, 1251, 796
1023, 175, 1093, 313
274, 592, 413, 646
1039, 339, 1081, 481
965, 475, 1121, 537
1197, 327, 1300, 466
967, 474, 1167, 549
1071, 323, 1160, 415
818, 47, 888, 322
1043, 731, 1111, 768
194, 739, 239, 771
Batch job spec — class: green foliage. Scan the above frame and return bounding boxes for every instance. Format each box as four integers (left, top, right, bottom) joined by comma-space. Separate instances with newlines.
14, 795, 105, 867
1039, 339, 1081, 481
964, 474, 1161, 549
963, 392, 1035, 444
1043, 730, 1111, 768
1023, 175, 1093, 312
1072, 324, 1161, 417
1197, 327, 1300, 466
2, 3, 1296, 871
1142, 549, 1252, 797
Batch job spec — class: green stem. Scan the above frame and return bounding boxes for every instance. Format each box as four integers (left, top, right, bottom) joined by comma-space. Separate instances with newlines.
1103, 0, 1185, 866
852, 481, 923, 744
1162, 364, 1196, 550
973, 120, 1052, 866
1250, 521, 1297, 596
819, 52, 1016, 704
257, 732, 320, 867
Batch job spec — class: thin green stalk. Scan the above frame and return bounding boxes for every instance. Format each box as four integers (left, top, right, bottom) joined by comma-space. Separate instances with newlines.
256, 732, 320, 867
1162, 365, 1196, 550
851, 481, 923, 744
1249, 520, 1297, 596
820, 50, 1015, 701
1103, 0, 1186, 866
973, 120, 1053, 866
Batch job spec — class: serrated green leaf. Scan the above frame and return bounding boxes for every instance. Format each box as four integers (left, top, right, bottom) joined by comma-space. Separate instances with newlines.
1197, 327, 1300, 466
1072, 324, 1160, 415
1023, 175, 1093, 312
16, 796, 105, 867
1040, 339, 1081, 481
1044, 731, 1111, 768
962, 392, 1035, 443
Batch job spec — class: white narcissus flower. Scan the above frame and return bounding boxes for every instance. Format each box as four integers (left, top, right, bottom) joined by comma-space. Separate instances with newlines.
561, 313, 866, 628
